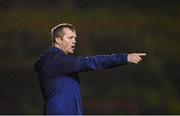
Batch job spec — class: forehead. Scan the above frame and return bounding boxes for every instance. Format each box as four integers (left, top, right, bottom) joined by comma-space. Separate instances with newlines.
63, 28, 76, 36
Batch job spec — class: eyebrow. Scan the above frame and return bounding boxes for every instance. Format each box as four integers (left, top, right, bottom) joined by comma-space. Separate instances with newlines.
69, 35, 77, 38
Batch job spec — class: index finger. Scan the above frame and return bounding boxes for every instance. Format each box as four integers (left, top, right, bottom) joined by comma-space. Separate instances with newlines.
136, 53, 147, 56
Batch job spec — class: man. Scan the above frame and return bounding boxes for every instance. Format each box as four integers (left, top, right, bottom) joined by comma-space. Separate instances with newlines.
34, 23, 146, 115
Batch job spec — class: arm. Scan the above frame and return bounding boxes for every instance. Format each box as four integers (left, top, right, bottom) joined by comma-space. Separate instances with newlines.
51, 53, 128, 74
78, 53, 128, 71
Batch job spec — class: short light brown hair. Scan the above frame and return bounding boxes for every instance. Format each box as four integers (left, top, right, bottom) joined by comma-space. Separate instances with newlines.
51, 23, 76, 42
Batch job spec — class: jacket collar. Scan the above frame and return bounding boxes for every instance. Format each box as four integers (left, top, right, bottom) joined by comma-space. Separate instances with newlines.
49, 46, 65, 55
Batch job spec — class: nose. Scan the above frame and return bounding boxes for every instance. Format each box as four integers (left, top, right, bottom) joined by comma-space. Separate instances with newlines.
73, 38, 76, 44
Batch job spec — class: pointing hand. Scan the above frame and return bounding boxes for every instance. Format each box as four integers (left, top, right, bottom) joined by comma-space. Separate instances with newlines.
128, 53, 146, 64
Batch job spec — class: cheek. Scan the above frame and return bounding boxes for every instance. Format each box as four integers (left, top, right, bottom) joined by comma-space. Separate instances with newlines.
64, 42, 71, 48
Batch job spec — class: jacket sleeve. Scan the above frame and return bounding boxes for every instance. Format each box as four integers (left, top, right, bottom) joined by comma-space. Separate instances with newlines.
48, 53, 128, 74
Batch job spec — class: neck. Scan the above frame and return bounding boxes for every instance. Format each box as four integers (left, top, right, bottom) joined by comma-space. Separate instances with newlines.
52, 43, 67, 54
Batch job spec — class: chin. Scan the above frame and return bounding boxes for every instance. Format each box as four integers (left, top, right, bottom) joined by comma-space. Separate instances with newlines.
68, 51, 74, 54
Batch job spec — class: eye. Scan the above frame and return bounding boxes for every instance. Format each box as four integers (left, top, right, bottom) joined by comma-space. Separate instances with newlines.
68, 36, 73, 39
69, 36, 77, 40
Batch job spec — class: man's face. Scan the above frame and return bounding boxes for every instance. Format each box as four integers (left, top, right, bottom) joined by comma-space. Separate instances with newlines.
58, 28, 77, 54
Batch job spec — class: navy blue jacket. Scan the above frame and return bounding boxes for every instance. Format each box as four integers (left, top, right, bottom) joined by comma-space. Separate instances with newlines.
34, 47, 128, 115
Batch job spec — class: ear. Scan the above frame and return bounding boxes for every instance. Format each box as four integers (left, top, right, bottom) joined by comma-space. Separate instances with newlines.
55, 37, 62, 45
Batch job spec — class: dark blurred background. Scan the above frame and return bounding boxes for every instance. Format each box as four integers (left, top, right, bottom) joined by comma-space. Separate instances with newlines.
0, 0, 180, 114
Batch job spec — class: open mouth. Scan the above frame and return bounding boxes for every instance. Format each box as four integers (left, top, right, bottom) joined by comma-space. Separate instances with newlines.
71, 45, 75, 49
